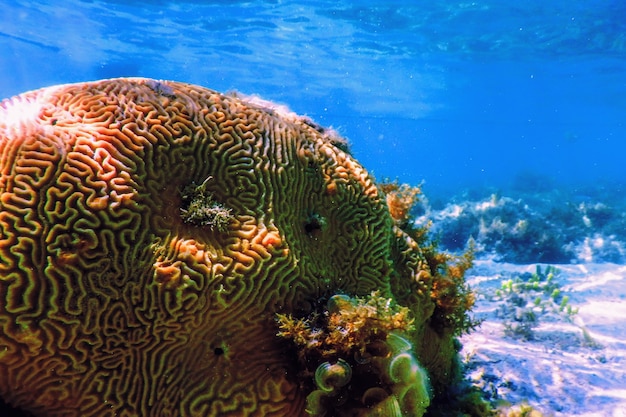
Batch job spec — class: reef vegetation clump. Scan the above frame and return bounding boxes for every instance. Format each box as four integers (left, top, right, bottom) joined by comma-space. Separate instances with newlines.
380, 181, 423, 229
418, 188, 626, 264
381, 181, 479, 337
180, 177, 233, 231
0, 78, 481, 416
277, 292, 430, 416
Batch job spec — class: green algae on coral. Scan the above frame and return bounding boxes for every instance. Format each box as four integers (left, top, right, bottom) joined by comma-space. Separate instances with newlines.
180, 177, 233, 231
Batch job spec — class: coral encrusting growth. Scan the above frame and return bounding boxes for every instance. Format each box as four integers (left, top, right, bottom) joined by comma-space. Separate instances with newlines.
382, 181, 479, 338
277, 292, 431, 416
0, 78, 476, 416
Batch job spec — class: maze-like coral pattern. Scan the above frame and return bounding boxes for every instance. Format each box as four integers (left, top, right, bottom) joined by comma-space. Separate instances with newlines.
0, 78, 421, 416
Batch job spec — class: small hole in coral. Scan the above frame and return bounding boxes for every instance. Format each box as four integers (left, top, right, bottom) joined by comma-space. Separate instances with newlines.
304, 212, 326, 238
213, 347, 225, 356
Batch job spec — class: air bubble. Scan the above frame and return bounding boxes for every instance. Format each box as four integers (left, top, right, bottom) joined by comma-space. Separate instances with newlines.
386, 333, 412, 355
361, 387, 388, 407
326, 294, 352, 314
315, 358, 352, 392
389, 352, 420, 384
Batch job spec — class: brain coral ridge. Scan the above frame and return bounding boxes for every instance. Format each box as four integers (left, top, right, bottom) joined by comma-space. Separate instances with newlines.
0, 78, 465, 416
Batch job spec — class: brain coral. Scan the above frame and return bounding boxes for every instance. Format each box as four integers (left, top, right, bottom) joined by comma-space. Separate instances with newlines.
0, 78, 471, 416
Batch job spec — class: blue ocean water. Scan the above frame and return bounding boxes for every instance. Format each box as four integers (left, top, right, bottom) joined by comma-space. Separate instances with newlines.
1, 0, 625, 198
1, 5, 625, 417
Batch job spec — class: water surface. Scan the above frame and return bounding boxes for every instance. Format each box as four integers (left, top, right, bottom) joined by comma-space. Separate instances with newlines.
2, 0, 625, 197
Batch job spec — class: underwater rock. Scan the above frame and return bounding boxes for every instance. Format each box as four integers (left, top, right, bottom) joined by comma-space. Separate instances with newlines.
0, 78, 473, 416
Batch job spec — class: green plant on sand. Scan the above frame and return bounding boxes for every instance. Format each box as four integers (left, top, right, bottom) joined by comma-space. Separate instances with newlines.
494, 265, 586, 342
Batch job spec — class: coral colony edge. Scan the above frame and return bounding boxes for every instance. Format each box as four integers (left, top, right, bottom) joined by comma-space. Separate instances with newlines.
0, 78, 481, 417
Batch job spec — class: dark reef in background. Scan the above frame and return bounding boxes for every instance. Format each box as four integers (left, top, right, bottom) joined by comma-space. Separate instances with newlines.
417, 183, 626, 264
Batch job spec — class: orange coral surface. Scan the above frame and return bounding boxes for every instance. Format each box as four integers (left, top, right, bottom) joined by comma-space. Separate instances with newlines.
0, 78, 472, 416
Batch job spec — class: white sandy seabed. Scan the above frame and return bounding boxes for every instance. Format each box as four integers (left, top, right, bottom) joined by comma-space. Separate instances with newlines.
460, 260, 626, 417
